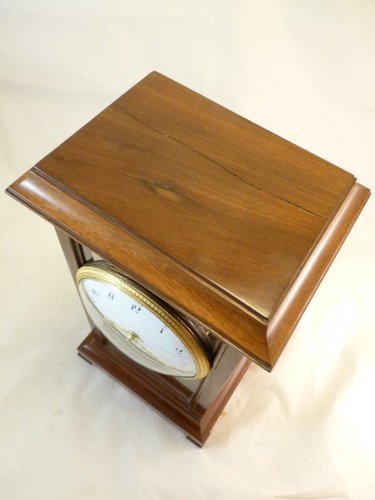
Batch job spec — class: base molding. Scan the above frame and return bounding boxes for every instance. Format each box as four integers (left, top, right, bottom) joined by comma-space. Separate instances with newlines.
78, 330, 250, 446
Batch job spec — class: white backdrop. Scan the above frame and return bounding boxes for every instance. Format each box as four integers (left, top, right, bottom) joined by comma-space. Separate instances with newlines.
1, 2, 374, 499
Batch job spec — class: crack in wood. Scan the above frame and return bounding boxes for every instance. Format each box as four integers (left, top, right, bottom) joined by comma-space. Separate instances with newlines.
119, 106, 325, 220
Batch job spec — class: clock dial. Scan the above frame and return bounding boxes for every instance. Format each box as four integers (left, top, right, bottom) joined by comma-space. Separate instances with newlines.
76, 262, 210, 379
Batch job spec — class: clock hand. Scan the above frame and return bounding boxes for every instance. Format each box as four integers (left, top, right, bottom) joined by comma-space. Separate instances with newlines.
106, 319, 166, 362
106, 319, 188, 373
107, 320, 139, 342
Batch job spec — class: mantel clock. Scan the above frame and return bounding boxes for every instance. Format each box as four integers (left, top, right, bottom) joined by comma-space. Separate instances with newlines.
7, 72, 370, 445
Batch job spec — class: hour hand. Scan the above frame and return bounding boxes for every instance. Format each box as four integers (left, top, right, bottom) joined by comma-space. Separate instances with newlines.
105, 318, 166, 366
106, 319, 139, 343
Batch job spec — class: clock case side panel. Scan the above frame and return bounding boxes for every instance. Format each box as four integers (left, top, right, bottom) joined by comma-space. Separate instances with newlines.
56, 229, 251, 445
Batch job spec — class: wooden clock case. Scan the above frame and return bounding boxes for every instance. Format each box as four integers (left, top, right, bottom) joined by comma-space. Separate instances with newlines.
6, 72, 370, 446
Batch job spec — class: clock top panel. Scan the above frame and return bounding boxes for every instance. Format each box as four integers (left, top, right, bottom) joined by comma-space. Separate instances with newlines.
32, 72, 354, 314
8, 72, 369, 369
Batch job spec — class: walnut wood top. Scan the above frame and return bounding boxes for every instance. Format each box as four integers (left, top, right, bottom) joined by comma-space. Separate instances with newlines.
7, 72, 370, 370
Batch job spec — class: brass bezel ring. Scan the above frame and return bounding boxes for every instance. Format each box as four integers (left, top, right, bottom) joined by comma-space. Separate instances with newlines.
76, 261, 211, 379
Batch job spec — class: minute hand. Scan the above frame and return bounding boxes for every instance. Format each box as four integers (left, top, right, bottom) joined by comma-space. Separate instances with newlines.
106, 319, 167, 365
106, 319, 187, 373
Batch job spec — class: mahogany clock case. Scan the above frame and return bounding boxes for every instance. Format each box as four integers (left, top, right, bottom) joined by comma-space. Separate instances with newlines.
6, 71, 370, 445
6, 72, 370, 373
57, 230, 250, 446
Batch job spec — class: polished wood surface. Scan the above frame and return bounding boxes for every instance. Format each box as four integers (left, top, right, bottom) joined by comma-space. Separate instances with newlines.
6, 72, 370, 369
78, 329, 250, 446
57, 233, 250, 445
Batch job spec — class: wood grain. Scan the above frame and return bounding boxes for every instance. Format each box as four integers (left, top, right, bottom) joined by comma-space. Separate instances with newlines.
6, 72, 370, 370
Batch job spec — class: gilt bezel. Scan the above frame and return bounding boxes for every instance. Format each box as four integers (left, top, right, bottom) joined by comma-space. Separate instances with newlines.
76, 261, 211, 379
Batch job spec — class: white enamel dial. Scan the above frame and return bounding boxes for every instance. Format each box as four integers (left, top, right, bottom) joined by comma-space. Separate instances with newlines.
76, 262, 210, 379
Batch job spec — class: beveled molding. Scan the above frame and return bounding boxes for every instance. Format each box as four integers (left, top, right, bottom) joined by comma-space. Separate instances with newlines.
267, 182, 370, 360
6, 169, 370, 370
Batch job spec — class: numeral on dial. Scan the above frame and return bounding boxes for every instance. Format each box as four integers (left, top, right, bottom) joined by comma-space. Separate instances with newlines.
131, 302, 142, 314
